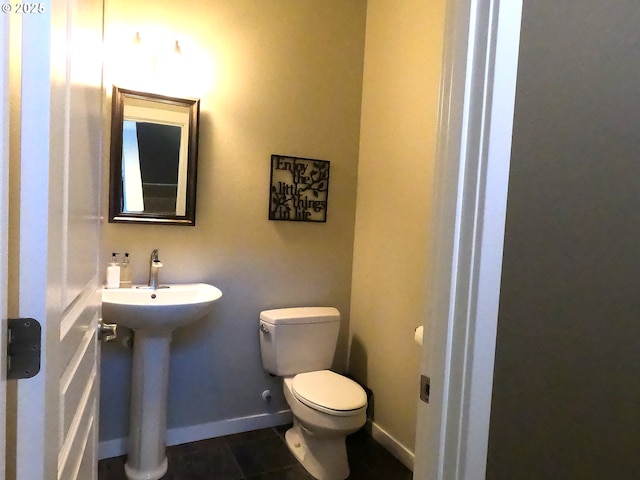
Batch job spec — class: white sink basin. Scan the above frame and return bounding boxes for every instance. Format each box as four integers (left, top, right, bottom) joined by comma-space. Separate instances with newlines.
102, 283, 222, 332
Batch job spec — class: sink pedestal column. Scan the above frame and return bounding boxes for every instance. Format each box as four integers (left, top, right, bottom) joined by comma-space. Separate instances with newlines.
124, 331, 172, 480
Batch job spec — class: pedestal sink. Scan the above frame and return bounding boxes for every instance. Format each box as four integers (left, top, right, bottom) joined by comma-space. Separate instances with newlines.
102, 283, 222, 480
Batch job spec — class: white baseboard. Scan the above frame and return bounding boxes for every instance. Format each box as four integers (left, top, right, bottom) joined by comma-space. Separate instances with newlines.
98, 409, 293, 460
99, 411, 414, 471
365, 419, 415, 471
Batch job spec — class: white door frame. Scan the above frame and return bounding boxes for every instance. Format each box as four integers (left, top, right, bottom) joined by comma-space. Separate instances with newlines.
413, 1, 522, 479
15, 10, 57, 479
0, 12, 9, 480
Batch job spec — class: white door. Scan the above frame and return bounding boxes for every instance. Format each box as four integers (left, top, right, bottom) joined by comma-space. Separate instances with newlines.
413, 1, 522, 479
11, 0, 104, 479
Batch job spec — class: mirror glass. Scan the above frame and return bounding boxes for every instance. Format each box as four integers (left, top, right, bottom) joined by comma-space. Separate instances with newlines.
109, 86, 200, 225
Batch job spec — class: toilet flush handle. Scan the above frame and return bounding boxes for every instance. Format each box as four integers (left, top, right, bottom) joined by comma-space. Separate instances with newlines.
260, 324, 270, 334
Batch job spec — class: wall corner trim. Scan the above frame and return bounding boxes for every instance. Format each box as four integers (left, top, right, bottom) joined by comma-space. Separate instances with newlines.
366, 419, 415, 471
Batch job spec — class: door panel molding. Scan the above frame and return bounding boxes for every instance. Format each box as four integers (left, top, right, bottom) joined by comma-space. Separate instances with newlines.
60, 275, 100, 340
60, 327, 97, 440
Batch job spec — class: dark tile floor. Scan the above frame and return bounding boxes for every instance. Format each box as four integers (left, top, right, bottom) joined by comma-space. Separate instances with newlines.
98, 425, 413, 480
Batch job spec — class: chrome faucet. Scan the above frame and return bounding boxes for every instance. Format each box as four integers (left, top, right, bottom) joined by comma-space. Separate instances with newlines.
148, 248, 163, 289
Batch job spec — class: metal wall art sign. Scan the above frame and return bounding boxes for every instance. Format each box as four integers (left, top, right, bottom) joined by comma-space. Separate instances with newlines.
269, 154, 330, 222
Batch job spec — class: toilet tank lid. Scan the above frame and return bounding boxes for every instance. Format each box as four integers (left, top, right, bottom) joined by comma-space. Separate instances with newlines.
260, 306, 340, 325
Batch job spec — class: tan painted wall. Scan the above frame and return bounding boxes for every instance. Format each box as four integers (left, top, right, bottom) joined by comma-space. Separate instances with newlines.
100, 0, 366, 442
348, 0, 445, 454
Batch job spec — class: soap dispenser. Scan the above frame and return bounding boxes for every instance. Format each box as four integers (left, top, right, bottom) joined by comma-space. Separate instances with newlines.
106, 253, 120, 289
119, 253, 132, 288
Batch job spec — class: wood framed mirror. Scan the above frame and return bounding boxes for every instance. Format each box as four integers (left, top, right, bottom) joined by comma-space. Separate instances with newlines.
109, 86, 200, 225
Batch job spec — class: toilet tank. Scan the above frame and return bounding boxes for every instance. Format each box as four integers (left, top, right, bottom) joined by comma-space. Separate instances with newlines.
259, 307, 340, 376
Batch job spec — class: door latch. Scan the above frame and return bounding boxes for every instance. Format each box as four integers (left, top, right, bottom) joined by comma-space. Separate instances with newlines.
98, 319, 118, 342
420, 374, 430, 403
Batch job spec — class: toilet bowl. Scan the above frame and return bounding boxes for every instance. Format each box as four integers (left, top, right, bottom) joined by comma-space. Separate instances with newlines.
259, 307, 368, 480
282, 371, 367, 480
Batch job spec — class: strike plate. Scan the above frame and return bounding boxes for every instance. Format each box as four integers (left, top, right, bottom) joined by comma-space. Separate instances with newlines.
420, 374, 430, 403
7, 318, 41, 380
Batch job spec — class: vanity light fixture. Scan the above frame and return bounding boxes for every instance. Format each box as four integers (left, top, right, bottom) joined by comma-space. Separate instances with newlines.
123, 32, 190, 94
130, 31, 182, 57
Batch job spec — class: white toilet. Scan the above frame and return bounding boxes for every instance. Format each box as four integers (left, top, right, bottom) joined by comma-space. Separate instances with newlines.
259, 307, 368, 480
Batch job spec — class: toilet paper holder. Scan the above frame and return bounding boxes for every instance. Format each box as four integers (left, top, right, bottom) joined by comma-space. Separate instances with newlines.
414, 326, 424, 346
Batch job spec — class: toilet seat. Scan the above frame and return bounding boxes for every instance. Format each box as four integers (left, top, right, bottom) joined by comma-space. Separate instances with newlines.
291, 370, 367, 417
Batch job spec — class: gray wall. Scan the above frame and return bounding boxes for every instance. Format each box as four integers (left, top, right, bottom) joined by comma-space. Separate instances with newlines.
487, 2, 640, 478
